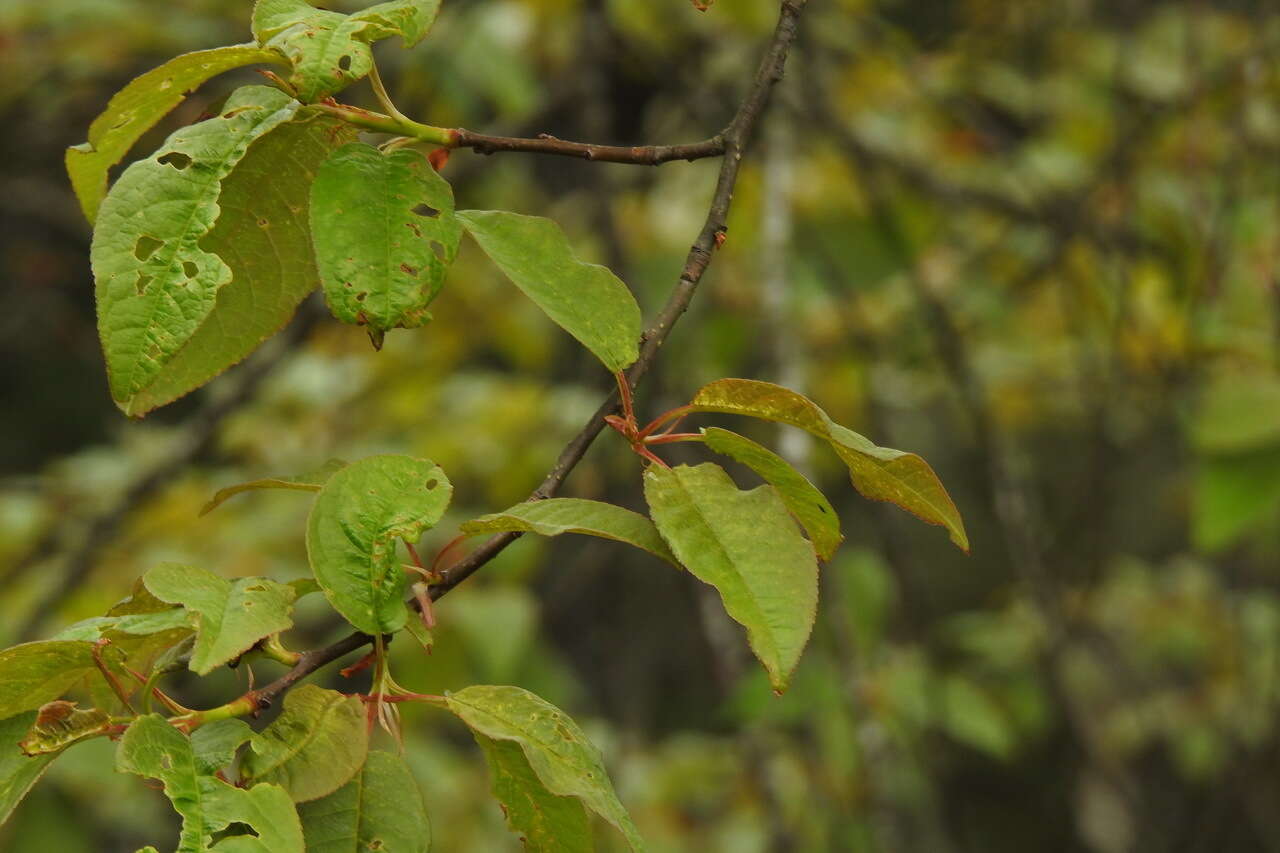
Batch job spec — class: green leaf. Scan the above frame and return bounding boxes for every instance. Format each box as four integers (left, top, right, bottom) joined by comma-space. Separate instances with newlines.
242, 685, 369, 803
474, 734, 591, 852
143, 563, 297, 675
253, 0, 442, 102
119, 106, 357, 416
700, 427, 843, 561
643, 463, 818, 692
202, 459, 348, 515
457, 210, 641, 373
118, 715, 305, 852
0, 642, 101, 720
297, 750, 430, 853
17, 701, 111, 756
445, 685, 643, 851
0, 712, 59, 825
91, 86, 300, 411
192, 719, 254, 775
306, 455, 452, 635
66, 45, 287, 223
460, 498, 678, 566
688, 379, 968, 552
310, 143, 460, 348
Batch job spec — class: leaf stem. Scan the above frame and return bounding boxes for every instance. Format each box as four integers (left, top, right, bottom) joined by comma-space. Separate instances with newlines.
258, 634, 302, 667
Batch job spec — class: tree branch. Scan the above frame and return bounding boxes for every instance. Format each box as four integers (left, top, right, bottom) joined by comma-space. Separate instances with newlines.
248, 0, 811, 710
450, 129, 726, 165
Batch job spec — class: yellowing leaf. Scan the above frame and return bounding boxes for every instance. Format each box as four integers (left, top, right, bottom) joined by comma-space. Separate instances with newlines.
201, 460, 347, 515
445, 685, 643, 851
475, 735, 591, 852
458, 210, 642, 373
644, 463, 818, 691
689, 379, 968, 551
459, 498, 677, 566
306, 455, 452, 635
66, 45, 287, 223
242, 685, 368, 803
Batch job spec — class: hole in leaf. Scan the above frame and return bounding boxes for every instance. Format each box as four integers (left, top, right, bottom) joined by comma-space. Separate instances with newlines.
134, 236, 163, 261
406, 223, 421, 237
157, 151, 192, 170
135, 274, 153, 295
182, 261, 198, 279
411, 204, 439, 218
430, 241, 447, 262
425, 479, 438, 490
338, 55, 353, 71
257, 218, 269, 228
355, 292, 367, 302
222, 107, 252, 118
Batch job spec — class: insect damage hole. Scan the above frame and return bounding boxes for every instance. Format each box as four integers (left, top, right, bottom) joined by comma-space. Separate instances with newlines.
338, 55, 353, 71
430, 241, 448, 262
133, 236, 163, 261
411, 203, 439, 218
157, 151, 192, 170
182, 261, 198, 279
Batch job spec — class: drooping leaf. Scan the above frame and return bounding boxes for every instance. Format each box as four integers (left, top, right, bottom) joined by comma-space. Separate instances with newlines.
457, 210, 641, 373
253, 0, 442, 101
118, 715, 305, 852
403, 613, 434, 654
0, 712, 59, 825
643, 463, 818, 692
18, 702, 111, 756
701, 427, 843, 560
202, 459, 348, 515
242, 685, 368, 803
297, 750, 430, 853
310, 143, 461, 347
66, 45, 287, 223
474, 734, 591, 852
687, 379, 968, 551
143, 563, 297, 675
0, 642, 102, 720
460, 498, 678, 566
92, 85, 301, 412
120, 108, 357, 416
306, 455, 452, 635
445, 685, 644, 851
192, 719, 254, 775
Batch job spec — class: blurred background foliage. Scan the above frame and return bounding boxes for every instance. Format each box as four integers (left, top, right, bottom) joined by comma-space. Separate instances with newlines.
2, 0, 1280, 850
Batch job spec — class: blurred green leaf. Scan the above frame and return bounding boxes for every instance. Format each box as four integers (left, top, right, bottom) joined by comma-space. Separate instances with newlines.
297, 750, 430, 853
0, 711, 58, 825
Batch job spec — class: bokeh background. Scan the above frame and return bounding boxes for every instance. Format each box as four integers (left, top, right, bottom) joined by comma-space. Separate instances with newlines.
3, 0, 1280, 850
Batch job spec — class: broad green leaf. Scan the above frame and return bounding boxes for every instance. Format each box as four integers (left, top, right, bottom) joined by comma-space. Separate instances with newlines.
458, 210, 641, 373
241, 685, 368, 803
202, 459, 348, 515
53, 609, 191, 643
643, 463, 818, 691
143, 563, 297, 675
253, 0, 442, 102
192, 719, 254, 775
0, 642, 101, 720
120, 108, 357, 416
1194, 447, 1280, 551
311, 144, 461, 348
0, 712, 58, 825
297, 750, 430, 853
18, 702, 111, 756
92, 86, 300, 411
118, 715, 304, 852
66, 45, 287, 223
688, 379, 968, 552
306, 455, 452, 635
475, 734, 591, 852
701, 427, 843, 560
445, 685, 643, 851
460, 498, 677, 566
